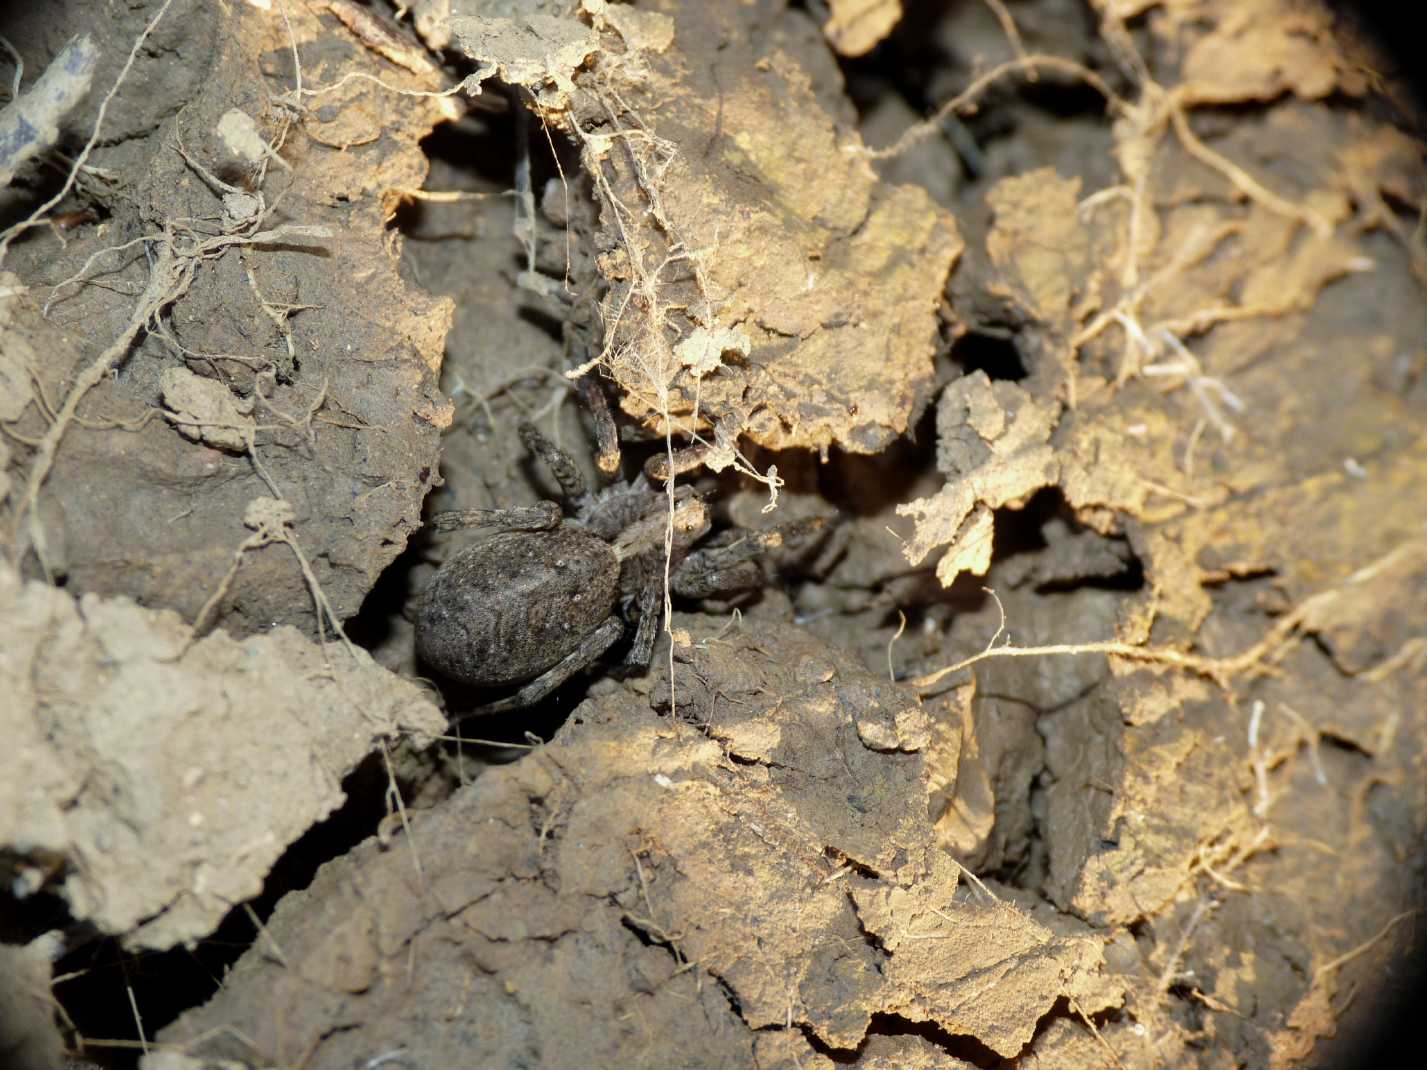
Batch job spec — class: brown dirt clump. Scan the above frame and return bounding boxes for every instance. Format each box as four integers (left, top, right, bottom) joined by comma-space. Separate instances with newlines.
1, 0, 453, 635
154, 622, 1120, 1067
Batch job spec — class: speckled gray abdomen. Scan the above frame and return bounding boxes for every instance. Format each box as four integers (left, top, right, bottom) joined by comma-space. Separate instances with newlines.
416, 528, 620, 686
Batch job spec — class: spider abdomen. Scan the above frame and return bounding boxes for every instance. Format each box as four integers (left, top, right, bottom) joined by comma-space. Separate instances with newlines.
416, 527, 620, 687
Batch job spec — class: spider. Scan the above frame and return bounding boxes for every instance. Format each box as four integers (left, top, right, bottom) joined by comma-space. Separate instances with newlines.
416, 410, 813, 717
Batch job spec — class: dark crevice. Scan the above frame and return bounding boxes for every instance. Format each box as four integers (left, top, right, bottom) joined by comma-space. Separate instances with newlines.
988, 486, 1061, 558
0, 873, 76, 947
861, 1012, 1004, 1068
1015, 72, 1119, 120
1318, 730, 1375, 760
617, 913, 686, 970
722, 749, 787, 770
1032, 548, 1144, 594
1324, 1, 1427, 134
1307, 632, 1341, 669
947, 329, 1029, 381
693, 962, 760, 1041
796, 1022, 860, 1064
713, 973, 746, 1020
1033, 567, 1143, 595
515, 302, 568, 347
805, 402, 941, 518
50, 752, 404, 1069
990, 487, 1146, 595
1025, 995, 1129, 1053
843, 889, 890, 957
1126, 917, 1154, 944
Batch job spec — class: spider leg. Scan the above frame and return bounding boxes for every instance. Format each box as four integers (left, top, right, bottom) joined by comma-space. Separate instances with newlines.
426, 501, 561, 533
671, 559, 763, 600
623, 569, 664, 671
577, 374, 622, 476
519, 422, 588, 503
644, 441, 711, 482
457, 616, 623, 719
672, 517, 827, 599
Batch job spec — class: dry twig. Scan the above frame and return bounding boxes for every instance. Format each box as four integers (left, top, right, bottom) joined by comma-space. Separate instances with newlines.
912, 536, 1427, 694
860, 54, 1125, 163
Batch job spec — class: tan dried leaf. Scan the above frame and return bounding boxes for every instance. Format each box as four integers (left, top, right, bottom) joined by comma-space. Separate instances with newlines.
823, 0, 903, 58
896, 373, 1059, 585
1178, 0, 1366, 104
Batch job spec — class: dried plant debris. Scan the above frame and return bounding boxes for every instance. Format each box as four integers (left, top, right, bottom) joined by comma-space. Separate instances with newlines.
903, 101, 1426, 611
448, 0, 961, 456
898, 369, 1060, 586
1128, 0, 1379, 104
0, 563, 444, 951
0, 0, 454, 634
154, 623, 1120, 1067
821, 0, 904, 59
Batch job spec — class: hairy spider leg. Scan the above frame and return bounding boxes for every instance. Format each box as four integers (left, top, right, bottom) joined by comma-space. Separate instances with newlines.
425, 500, 562, 534
577, 374, 622, 476
518, 422, 588, 504
624, 571, 664, 671
672, 516, 827, 599
643, 440, 712, 483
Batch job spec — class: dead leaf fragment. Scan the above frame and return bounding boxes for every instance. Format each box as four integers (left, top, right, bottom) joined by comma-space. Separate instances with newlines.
214, 107, 270, 164
896, 371, 1060, 585
1177, 0, 1369, 104
673, 324, 750, 378
823, 0, 903, 58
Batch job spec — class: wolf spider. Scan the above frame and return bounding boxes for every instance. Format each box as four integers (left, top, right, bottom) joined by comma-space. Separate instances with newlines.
416, 398, 811, 716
